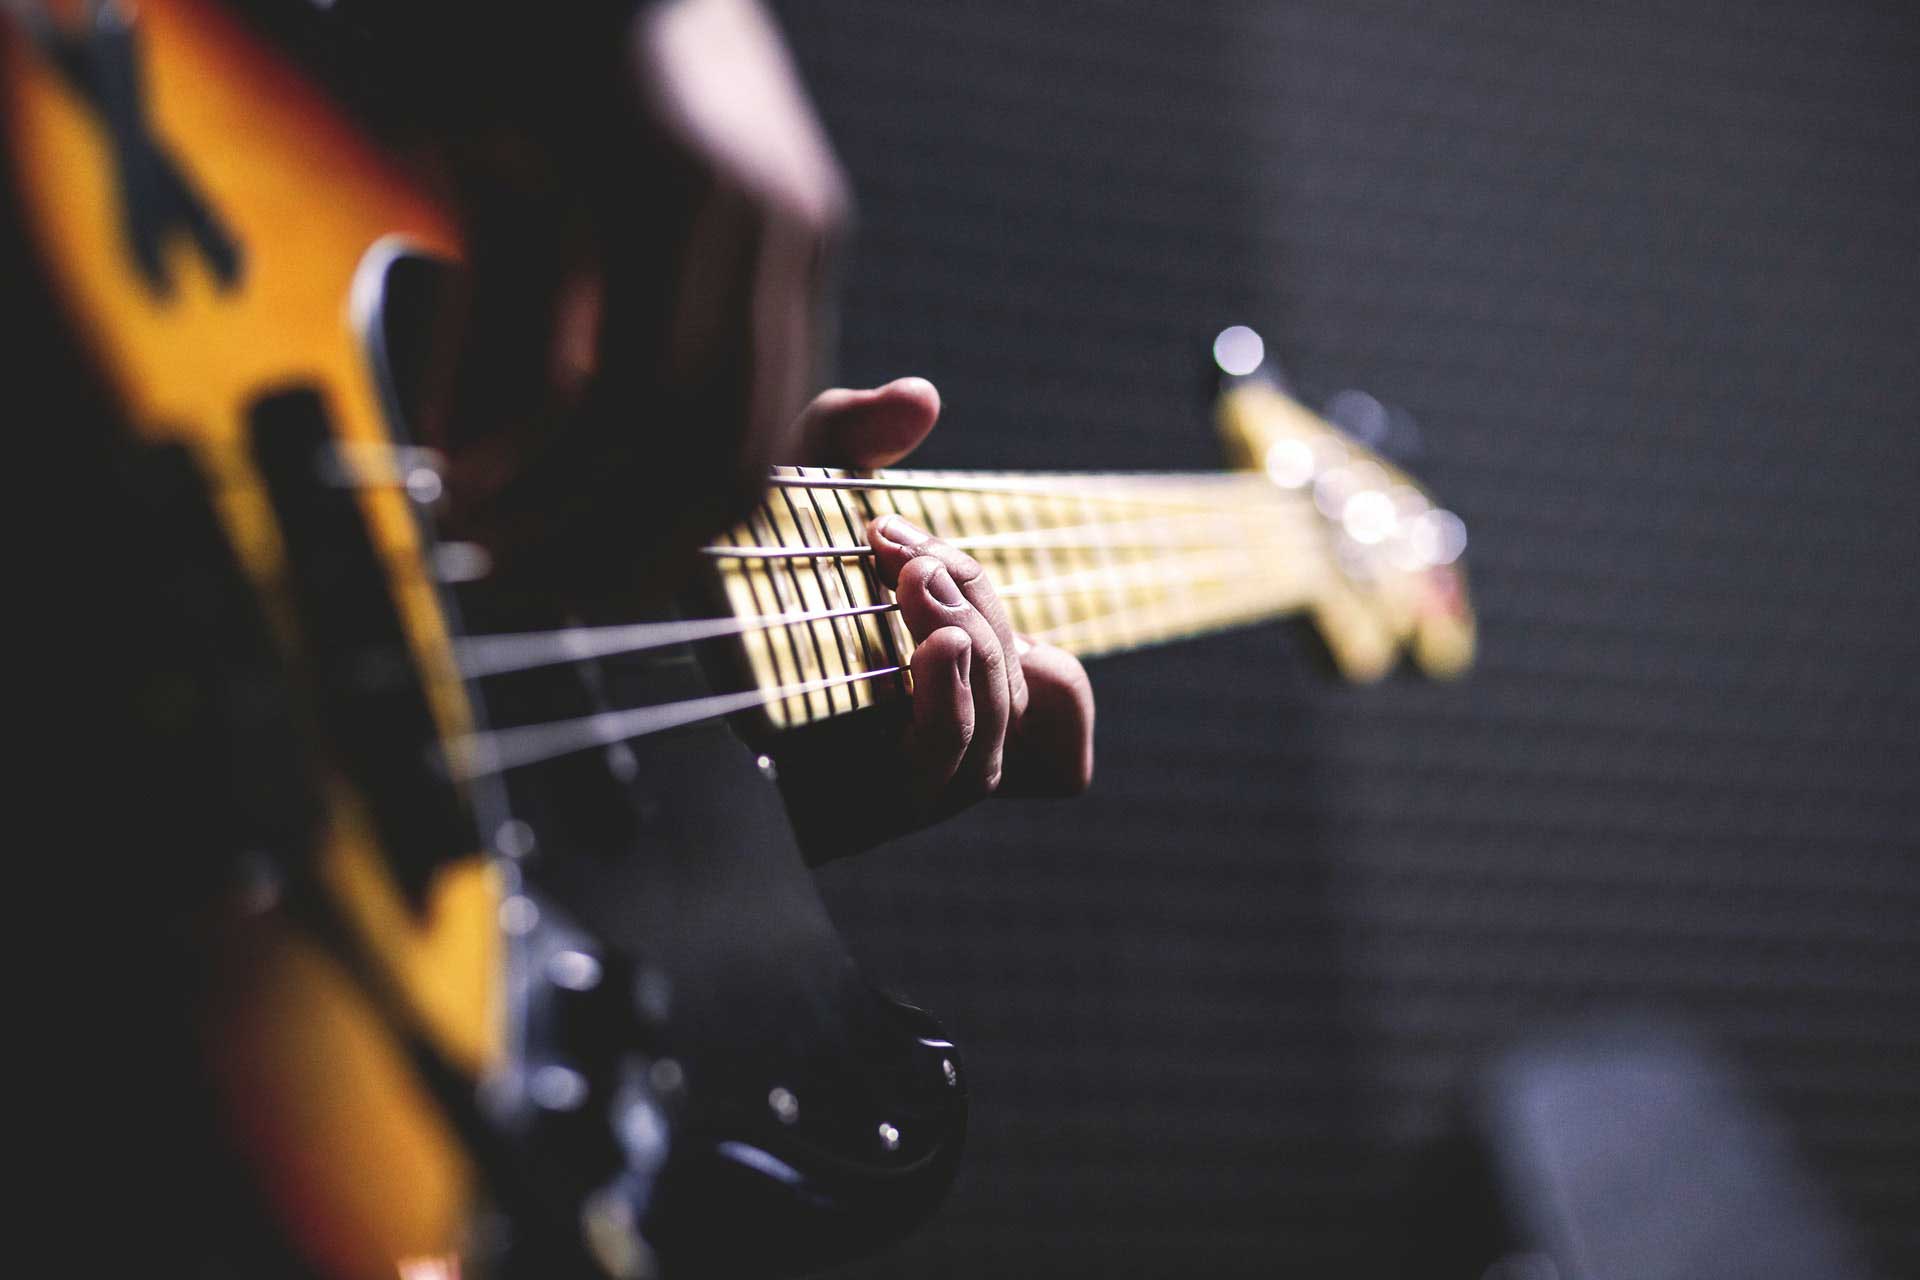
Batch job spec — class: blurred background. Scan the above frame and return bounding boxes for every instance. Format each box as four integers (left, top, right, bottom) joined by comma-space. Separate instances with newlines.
765, 1, 1920, 1275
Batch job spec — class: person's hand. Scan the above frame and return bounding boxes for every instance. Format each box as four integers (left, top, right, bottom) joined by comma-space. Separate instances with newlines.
779, 379, 1095, 859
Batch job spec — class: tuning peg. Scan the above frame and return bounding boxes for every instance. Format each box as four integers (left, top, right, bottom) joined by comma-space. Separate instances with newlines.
1210, 323, 1298, 394
1211, 325, 1267, 378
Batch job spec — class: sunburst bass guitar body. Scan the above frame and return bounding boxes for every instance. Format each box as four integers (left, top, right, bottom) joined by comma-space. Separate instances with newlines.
3, 1, 497, 1274
5, 4, 1476, 1278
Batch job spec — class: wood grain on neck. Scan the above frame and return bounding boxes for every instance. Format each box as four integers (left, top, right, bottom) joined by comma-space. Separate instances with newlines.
708, 468, 1330, 731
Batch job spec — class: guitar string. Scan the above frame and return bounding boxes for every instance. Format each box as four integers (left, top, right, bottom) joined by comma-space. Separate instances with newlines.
699, 534, 1319, 564
753, 499, 839, 720
456, 525, 1315, 680
440, 469, 1341, 772
991, 548, 1279, 600
1024, 574, 1321, 651
766, 473, 1282, 511
725, 508, 812, 725
938, 504, 1320, 550
796, 468, 887, 710
454, 602, 901, 678
462, 492, 1318, 679
446, 548, 1325, 775
845, 482, 915, 698
734, 478, 1318, 637
1017, 501, 1330, 650
771, 469, 1280, 491
442, 666, 905, 781
700, 522, 1321, 559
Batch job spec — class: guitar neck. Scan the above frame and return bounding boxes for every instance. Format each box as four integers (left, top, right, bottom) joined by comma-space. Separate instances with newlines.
706, 466, 1333, 732
447, 383, 1469, 775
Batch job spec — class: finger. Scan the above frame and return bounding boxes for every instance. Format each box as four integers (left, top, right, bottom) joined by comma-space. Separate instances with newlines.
999, 637, 1095, 798
869, 515, 1030, 717
793, 377, 942, 467
903, 625, 975, 810
894, 553, 1010, 801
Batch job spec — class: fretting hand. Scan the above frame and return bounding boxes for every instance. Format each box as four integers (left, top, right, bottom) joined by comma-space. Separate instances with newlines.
780, 378, 1095, 857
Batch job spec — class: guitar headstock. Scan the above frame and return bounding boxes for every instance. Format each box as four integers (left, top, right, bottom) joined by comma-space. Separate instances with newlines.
1212, 329, 1475, 683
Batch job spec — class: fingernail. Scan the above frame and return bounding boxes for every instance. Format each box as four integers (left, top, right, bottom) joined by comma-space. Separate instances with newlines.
887, 375, 938, 402
1014, 634, 1033, 657
952, 642, 971, 688
927, 564, 966, 608
876, 515, 929, 549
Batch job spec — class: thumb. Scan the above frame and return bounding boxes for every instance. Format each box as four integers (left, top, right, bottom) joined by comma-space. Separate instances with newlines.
793, 376, 941, 467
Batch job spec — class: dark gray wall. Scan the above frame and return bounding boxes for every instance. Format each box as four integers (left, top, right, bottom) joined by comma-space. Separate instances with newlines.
772, 2, 1920, 1274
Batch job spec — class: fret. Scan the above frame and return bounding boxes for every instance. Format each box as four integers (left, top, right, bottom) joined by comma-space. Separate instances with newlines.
776, 480, 858, 715
818, 481, 876, 710
1062, 489, 1104, 642
991, 547, 1253, 601
704, 452, 1462, 730
679, 324, 1482, 731
905, 478, 950, 542
721, 515, 807, 729
936, 475, 983, 571
901, 480, 949, 685
1148, 485, 1232, 651
968, 484, 1012, 609
1159, 491, 1208, 653
1115, 493, 1160, 651
1047, 486, 1091, 650
834, 478, 901, 703
988, 484, 1056, 637
1036, 486, 1077, 635
839, 483, 912, 700
851, 483, 919, 694
967, 480, 1305, 657
802, 471, 889, 709
1024, 547, 1258, 655
934, 475, 996, 627
767, 484, 856, 720
938, 477, 987, 576
744, 503, 804, 710
747, 499, 834, 724
1077, 489, 1126, 654
1023, 488, 1072, 638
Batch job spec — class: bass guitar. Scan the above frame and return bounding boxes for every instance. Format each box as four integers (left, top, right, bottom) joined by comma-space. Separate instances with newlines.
3, 1, 1471, 1275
